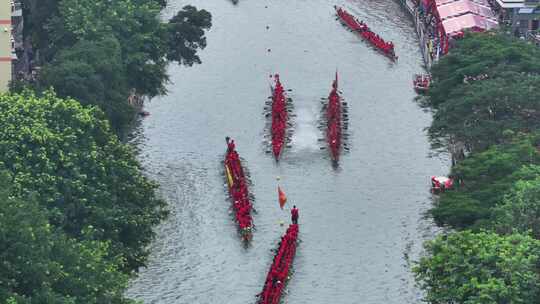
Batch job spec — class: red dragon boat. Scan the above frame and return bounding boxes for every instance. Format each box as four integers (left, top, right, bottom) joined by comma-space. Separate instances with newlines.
224, 137, 253, 241
270, 74, 288, 160
326, 73, 343, 163
257, 223, 299, 304
334, 6, 397, 60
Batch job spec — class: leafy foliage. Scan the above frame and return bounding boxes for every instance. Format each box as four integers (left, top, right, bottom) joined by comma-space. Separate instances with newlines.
39, 36, 132, 132
429, 32, 540, 108
494, 176, 540, 239
431, 135, 540, 228
426, 32, 540, 151
0, 172, 135, 304
414, 231, 540, 304
166, 6, 212, 66
419, 32, 540, 303
0, 91, 167, 271
19, 0, 212, 133
430, 73, 540, 151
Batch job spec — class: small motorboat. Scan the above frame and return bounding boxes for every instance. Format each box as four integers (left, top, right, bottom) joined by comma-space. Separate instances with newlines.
431, 176, 454, 193
414, 74, 431, 93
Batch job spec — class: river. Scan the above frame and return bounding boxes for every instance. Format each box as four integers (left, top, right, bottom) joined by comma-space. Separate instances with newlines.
126, 0, 448, 303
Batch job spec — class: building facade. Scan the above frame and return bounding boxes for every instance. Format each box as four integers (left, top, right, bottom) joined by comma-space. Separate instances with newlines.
0, 1, 23, 92
0, 0, 13, 92
494, 0, 540, 43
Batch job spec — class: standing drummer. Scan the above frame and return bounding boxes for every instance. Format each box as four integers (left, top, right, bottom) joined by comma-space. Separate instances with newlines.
291, 205, 299, 224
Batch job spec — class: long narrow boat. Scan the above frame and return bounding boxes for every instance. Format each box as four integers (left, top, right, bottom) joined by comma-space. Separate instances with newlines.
327, 73, 342, 163
334, 6, 397, 60
224, 137, 253, 241
257, 223, 299, 304
270, 74, 288, 161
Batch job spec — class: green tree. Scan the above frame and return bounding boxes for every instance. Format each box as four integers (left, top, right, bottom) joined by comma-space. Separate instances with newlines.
19, 0, 212, 133
429, 73, 540, 151
0, 91, 167, 271
166, 5, 213, 66
426, 32, 540, 152
431, 135, 540, 228
20, 0, 59, 59
48, 0, 212, 98
39, 36, 132, 133
0, 172, 134, 304
429, 32, 540, 109
414, 231, 540, 304
494, 176, 540, 239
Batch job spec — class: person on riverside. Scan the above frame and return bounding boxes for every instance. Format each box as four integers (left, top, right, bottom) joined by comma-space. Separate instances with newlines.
291, 205, 299, 224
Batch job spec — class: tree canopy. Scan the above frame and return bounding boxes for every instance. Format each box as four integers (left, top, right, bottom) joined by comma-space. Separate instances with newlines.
0, 91, 167, 272
418, 32, 540, 303
494, 176, 540, 239
431, 134, 540, 228
39, 36, 132, 131
0, 172, 135, 304
414, 231, 540, 304
426, 32, 540, 152
18, 0, 212, 133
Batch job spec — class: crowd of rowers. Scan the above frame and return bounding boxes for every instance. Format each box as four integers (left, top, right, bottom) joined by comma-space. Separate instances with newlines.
225, 137, 253, 236
271, 75, 288, 159
225, 136, 300, 303
257, 209, 299, 304
327, 79, 342, 159
335, 6, 396, 57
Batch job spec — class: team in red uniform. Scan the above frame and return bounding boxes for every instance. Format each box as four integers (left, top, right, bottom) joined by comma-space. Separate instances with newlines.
270, 74, 289, 160
224, 137, 254, 240
326, 74, 343, 163
257, 220, 299, 304
335, 6, 397, 59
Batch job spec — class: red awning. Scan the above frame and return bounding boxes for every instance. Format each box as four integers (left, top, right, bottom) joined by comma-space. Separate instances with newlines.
437, 0, 496, 20
442, 13, 498, 36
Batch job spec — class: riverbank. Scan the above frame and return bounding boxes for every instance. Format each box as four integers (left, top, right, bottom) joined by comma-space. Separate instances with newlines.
396, 0, 436, 68
412, 31, 540, 302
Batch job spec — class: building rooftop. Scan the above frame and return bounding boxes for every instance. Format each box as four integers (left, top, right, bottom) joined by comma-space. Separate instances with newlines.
495, 0, 540, 8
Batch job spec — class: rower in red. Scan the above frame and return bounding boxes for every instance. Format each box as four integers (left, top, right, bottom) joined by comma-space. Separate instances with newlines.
226, 136, 235, 152
291, 205, 299, 224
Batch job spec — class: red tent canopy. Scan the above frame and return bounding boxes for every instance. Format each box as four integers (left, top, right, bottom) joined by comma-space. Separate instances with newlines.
442, 13, 498, 36
437, 0, 496, 20
421, 0, 498, 54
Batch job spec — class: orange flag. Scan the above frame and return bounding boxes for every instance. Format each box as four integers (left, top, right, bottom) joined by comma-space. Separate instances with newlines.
278, 186, 287, 209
